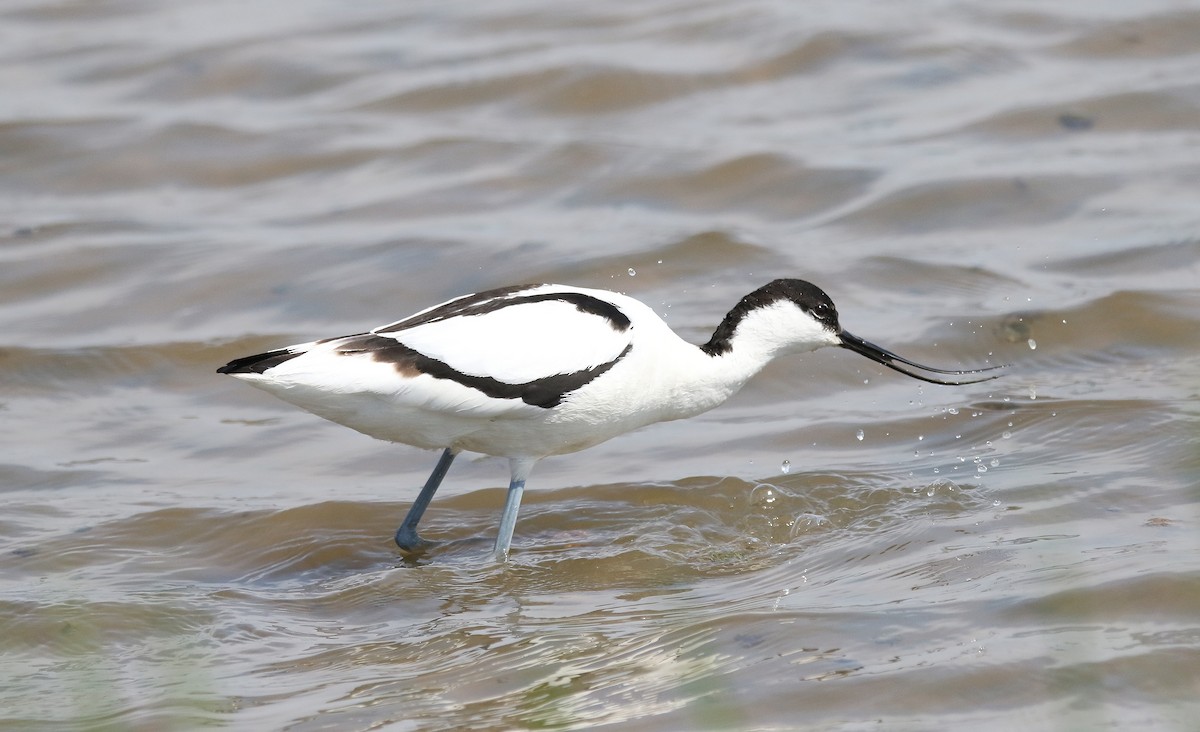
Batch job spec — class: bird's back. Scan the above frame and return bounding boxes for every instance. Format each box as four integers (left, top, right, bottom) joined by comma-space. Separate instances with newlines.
220, 284, 667, 457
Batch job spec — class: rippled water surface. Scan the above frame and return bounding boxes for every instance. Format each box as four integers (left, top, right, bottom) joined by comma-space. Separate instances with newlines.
3, 1, 1200, 730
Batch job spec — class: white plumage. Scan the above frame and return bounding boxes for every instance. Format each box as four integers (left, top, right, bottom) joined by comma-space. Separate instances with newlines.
219, 279, 1000, 560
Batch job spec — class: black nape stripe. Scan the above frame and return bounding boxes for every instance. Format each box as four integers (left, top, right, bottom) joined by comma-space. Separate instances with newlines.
701, 278, 839, 356
334, 334, 632, 409
217, 348, 303, 374
376, 286, 632, 334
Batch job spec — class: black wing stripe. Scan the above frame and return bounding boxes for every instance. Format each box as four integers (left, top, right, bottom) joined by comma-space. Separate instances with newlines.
336, 334, 632, 409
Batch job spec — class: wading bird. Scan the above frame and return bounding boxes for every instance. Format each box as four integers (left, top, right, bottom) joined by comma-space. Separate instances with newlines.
218, 279, 1001, 560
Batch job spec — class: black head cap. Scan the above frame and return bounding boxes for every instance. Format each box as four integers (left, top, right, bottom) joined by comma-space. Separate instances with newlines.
701, 279, 839, 356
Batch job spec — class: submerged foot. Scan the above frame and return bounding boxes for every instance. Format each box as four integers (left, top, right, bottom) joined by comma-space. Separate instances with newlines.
394, 525, 433, 553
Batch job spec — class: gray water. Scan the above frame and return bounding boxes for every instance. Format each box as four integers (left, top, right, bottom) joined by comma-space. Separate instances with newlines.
3, 1, 1199, 730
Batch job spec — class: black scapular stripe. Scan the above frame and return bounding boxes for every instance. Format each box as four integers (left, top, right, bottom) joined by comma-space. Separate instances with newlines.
340, 334, 631, 409
376, 287, 632, 334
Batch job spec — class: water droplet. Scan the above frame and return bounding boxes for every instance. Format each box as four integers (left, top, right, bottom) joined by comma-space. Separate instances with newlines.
1002, 430, 1012, 439
992, 499, 1002, 506
627, 268, 636, 276
1027, 338, 1037, 350
855, 429, 865, 441
1028, 386, 1037, 400
990, 458, 1000, 467
751, 484, 778, 507
780, 459, 791, 474
918, 435, 924, 441
977, 464, 987, 473
947, 407, 959, 415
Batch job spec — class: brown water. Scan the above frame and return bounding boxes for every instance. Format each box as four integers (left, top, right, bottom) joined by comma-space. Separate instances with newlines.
3, 1, 1200, 730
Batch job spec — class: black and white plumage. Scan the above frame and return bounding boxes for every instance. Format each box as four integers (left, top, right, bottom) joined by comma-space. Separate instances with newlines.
217, 279, 1001, 560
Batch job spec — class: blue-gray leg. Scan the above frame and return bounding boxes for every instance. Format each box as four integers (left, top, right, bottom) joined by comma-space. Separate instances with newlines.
395, 448, 456, 552
492, 457, 536, 561
491, 479, 525, 561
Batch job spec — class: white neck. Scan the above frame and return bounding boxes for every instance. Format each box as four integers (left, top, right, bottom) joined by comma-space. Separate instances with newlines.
651, 300, 837, 421
666, 345, 768, 417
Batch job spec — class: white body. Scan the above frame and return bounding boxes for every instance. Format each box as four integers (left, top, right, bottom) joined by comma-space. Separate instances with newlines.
227, 284, 838, 459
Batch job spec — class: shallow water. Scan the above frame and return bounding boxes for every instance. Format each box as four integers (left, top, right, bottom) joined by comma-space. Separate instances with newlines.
3, 1, 1200, 730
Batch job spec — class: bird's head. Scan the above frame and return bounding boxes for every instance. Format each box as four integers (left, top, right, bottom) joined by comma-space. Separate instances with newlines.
702, 279, 1003, 386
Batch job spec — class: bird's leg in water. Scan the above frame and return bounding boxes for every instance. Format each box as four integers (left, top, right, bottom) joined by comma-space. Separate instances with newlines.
492, 457, 536, 561
395, 448, 456, 552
